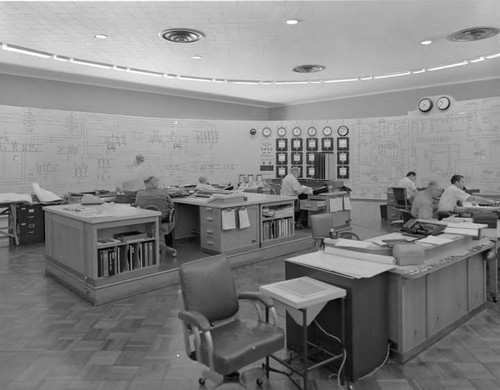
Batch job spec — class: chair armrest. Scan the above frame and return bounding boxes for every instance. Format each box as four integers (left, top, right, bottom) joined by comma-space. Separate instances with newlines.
178, 310, 212, 332
238, 292, 275, 308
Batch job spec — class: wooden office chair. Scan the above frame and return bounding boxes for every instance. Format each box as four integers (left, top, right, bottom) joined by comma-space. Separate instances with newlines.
178, 255, 284, 387
310, 213, 360, 250
390, 187, 411, 226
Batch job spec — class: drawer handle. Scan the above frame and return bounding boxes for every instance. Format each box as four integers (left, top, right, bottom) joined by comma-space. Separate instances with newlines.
206, 207, 213, 211
206, 229, 214, 235
28, 223, 35, 228
205, 217, 213, 221
206, 240, 214, 246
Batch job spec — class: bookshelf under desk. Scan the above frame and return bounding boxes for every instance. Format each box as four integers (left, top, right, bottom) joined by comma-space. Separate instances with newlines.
44, 203, 161, 305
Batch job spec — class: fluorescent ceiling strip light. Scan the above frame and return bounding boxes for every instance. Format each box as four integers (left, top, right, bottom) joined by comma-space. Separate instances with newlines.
323, 78, 358, 83
212, 79, 226, 83
127, 68, 163, 77
309, 80, 323, 84
485, 52, 500, 59
2, 44, 51, 58
113, 65, 127, 71
163, 74, 177, 79
412, 69, 426, 74
373, 71, 411, 79
274, 81, 309, 85
470, 57, 485, 63
427, 61, 468, 71
70, 58, 113, 69
360, 76, 373, 81
53, 55, 70, 62
177, 75, 212, 82
230, 80, 260, 85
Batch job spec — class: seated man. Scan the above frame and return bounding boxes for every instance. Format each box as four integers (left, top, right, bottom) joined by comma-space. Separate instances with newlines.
280, 167, 312, 228
196, 176, 215, 191
397, 171, 418, 203
411, 181, 440, 219
135, 176, 174, 246
438, 174, 495, 214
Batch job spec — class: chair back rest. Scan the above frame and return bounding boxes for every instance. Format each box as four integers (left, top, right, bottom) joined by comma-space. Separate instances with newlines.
400, 210, 414, 223
179, 255, 239, 323
310, 213, 333, 239
391, 187, 408, 207
136, 190, 173, 220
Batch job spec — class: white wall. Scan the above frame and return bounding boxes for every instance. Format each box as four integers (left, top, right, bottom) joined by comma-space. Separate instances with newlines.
269, 79, 500, 120
0, 73, 270, 121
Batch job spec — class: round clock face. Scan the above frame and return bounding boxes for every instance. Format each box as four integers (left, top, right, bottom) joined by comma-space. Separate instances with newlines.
337, 125, 349, 136
292, 127, 302, 137
262, 127, 271, 137
277, 127, 287, 137
323, 126, 333, 136
418, 98, 433, 113
437, 96, 451, 110
307, 127, 317, 136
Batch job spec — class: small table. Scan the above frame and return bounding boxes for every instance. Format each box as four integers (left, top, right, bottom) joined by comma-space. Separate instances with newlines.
260, 277, 347, 390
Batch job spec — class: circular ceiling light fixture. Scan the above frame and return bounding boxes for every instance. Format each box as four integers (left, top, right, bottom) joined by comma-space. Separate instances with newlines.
160, 28, 205, 43
293, 64, 325, 73
286, 19, 299, 25
420, 40, 432, 45
94, 34, 108, 39
448, 26, 499, 42
192, 55, 202, 60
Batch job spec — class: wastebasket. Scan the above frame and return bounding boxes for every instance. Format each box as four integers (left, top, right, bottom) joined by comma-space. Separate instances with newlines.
380, 204, 387, 220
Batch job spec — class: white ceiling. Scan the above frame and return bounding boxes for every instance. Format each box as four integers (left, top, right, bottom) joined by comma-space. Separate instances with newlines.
0, 0, 499, 107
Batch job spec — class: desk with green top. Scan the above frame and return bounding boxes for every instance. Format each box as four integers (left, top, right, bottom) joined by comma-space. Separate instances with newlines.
173, 193, 297, 254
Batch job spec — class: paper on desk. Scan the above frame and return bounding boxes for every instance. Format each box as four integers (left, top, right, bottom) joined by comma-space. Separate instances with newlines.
0, 193, 32, 204
32, 183, 61, 203
221, 209, 236, 230
324, 246, 395, 265
418, 235, 454, 246
335, 238, 373, 249
329, 197, 343, 212
238, 208, 251, 229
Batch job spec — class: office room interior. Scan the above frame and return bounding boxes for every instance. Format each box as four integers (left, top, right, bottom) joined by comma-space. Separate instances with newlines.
1, 1, 500, 389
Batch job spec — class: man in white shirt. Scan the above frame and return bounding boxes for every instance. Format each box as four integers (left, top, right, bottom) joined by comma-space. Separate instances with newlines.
397, 171, 418, 201
281, 167, 312, 228
196, 176, 215, 191
118, 154, 150, 192
438, 174, 495, 213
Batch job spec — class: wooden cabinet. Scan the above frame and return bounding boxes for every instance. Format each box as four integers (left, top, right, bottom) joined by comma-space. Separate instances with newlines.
260, 200, 295, 246
44, 204, 161, 305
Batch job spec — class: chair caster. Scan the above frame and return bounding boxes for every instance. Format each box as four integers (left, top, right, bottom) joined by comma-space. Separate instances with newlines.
256, 378, 264, 386
199, 377, 206, 385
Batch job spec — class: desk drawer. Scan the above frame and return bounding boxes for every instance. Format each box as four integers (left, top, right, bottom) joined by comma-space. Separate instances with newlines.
200, 207, 221, 227
17, 205, 44, 221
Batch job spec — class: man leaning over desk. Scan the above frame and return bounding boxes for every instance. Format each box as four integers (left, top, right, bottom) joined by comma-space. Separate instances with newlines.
411, 181, 440, 219
438, 174, 496, 214
281, 166, 312, 228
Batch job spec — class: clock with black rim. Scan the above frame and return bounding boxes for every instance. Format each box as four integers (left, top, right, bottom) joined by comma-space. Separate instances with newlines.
277, 127, 287, 137
307, 127, 317, 136
262, 127, 271, 137
323, 126, 333, 136
418, 97, 433, 113
437, 96, 451, 111
337, 125, 349, 136
292, 127, 302, 137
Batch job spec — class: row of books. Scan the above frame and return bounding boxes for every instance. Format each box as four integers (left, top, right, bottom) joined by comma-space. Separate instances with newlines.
262, 217, 294, 241
97, 241, 156, 278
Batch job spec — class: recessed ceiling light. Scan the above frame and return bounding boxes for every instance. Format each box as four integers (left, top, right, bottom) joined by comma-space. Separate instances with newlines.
94, 34, 108, 40
286, 19, 299, 25
192, 55, 202, 60
160, 28, 205, 43
420, 40, 432, 45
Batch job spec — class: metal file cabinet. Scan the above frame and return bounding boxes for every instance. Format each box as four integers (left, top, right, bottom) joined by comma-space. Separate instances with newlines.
17, 203, 45, 245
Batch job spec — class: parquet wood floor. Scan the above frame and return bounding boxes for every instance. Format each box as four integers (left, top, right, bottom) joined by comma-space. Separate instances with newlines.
0, 201, 499, 389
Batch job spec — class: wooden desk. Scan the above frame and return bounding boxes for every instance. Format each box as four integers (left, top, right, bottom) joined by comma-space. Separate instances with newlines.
173, 193, 296, 254
44, 204, 161, 305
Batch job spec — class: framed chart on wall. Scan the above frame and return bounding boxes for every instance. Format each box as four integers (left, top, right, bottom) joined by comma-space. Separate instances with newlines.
337, 137, 349, 150
306, 165, 316, 178
291, 138, 303, 151
337, 166, 349, 179
291, 152, 303, 165
276, 138, 288, 151
321, 137, 334, 151
276, 166, 288, 178
276, 152, 288, 165
306, 152, 316, 165
337, 151, 349, 165
306, 138, 318, 151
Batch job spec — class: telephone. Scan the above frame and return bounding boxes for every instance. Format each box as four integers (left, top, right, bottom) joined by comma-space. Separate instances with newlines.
401, 219, 446, 238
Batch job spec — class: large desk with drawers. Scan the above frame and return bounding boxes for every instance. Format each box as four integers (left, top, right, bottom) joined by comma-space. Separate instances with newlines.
173, 193, 296, 254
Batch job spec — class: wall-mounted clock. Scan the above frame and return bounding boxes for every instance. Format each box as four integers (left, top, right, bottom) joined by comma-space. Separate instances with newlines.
323, 126, 333, 136
418, 98, 433, 113
337, 125, 349, 136
307, 127, 317, 136
292, 127, 302, 137
437, 96, 451, 111
262, 127, 271, 137
277, 127, 287, 137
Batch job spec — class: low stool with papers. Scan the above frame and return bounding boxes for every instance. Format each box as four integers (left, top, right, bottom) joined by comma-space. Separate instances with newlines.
260, 277, 348, 390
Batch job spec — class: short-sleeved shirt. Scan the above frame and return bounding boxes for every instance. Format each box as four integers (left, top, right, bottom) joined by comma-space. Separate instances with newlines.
411, 190, 434, 219
280, 174, 303, 197
397, 177, 417, 199
135, 188, 173, 220
437, 185, 469, 212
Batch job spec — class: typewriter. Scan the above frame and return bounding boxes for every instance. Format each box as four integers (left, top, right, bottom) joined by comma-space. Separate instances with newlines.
401, 219, 446, 239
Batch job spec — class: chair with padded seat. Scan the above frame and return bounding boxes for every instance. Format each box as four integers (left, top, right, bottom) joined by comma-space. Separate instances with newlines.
178, 255, 284, 388
310, 213, 360, 250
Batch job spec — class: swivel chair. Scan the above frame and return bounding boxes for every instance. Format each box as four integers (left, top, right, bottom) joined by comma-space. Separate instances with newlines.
310, 213, 360, 250
178, 255, 284, 388
390, 187, 411, 226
